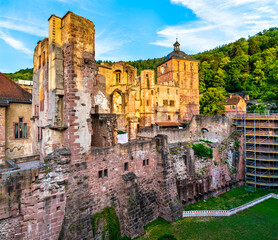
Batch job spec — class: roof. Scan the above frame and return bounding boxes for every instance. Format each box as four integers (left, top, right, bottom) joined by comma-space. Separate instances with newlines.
158, 41, 198, 67
225, 95, 244, 105
0, 72, 32, 104
155, 122, 182, 127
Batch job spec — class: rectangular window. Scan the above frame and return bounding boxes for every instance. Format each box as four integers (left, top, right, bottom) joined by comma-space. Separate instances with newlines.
42, 51, 46, 66
146, 74, 149, 78
163, 100, 168, 106
116, 73, 121, 83
170, 100, 175, 106
98, 170, 102, 179
146, 100, 149, 106
143, 160, 146, 166
15, 124, 18, 139
168, 115, 171, 120
151, 90, 153, 95
124, 162, 128, 171
39, 55, 41, 68
19, 118, 23, 138
38, 127, 42, 142
35, 104, 39, 116
157, 88, 159, 93
146, 159, 149, 165
24, 123, 27, 138
184, 62, 186, 71
167, 88, 169, 94
104, 169, 108, 177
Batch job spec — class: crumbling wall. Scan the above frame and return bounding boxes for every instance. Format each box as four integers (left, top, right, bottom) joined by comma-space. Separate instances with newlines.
0, 136, 182, 239
170, 131, 244, 205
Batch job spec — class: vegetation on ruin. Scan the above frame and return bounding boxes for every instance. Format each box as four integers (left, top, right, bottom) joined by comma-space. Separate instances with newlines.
92, 206, 121, 240
136, 187, 278, 240
192, 143, 213, 159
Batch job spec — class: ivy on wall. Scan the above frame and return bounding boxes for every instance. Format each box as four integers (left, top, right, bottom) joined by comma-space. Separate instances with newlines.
92, 206, 121, 240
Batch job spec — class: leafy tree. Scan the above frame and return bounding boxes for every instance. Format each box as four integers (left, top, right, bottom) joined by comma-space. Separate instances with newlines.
200, 88, 226, 115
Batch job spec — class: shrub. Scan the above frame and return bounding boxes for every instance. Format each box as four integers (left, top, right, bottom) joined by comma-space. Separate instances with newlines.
158, 234, 177, 240
192, 143, 213, 159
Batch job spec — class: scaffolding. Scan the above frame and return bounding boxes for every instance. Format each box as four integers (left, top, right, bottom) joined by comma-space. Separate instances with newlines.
230, 110, 278, 191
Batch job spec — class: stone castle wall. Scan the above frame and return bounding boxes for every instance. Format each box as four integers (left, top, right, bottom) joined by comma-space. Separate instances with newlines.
0, 136, 182, 239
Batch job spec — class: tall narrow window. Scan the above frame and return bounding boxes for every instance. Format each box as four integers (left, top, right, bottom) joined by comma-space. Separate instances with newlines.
104, 169, 108, 177
19, 118, 23, 138
124, 162, 128, 171
167, 88, 169, 94
146, 100, 149, 106
98, 170, 102, 179
15, 124, 19, 139
24, 123, 27, 138
116, 73, 121, 83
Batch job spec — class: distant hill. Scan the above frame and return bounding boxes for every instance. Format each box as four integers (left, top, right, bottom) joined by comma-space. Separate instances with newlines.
5, 27, 278, 101
4, 68, 33, 81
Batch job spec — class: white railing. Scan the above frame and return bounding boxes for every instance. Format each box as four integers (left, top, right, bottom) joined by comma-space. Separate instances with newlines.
183, 193, 278, 218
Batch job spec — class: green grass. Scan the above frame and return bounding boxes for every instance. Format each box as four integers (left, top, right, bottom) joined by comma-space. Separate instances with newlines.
184, 186, 277, 211
136, 198, 278, 240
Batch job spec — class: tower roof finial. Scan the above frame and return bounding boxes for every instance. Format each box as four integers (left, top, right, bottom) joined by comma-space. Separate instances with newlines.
173, 34, 180, 51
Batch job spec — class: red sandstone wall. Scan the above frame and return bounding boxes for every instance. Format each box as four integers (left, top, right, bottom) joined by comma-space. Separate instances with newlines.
0, 107, 5, 165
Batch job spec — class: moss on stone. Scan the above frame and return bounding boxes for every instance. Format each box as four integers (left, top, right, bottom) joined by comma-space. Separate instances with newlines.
92, 206, 121, 240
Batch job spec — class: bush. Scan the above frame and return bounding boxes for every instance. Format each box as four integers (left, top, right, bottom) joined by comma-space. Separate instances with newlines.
157, 234, 177, 240
192, 143, 213, 159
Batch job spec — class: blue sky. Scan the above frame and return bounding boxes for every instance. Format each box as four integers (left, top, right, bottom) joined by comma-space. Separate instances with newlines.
0, 0, 278, 73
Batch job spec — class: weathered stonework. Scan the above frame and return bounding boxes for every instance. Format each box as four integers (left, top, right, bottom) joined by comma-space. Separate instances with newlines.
0, 12, 245, 240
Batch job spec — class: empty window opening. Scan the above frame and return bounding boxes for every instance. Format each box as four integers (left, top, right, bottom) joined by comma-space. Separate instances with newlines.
183, 155, 187, 166
104, 169, 108, 177
151, 90, 153, 95
146, 100, 149, 106
163, 100, 168, 106
98, 171, 102, 179
143, 160, 146, 166
124, 162, 128, 171
170, 100, 175, 106
201, 128, 209, 133
146, 159, 149, 165
167, 88, 169, 94
168, 115, 171, 120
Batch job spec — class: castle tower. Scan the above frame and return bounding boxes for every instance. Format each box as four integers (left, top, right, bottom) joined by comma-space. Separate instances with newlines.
32, 12, 97, 160
139, 70, 155, 126
156, 40, 199, 121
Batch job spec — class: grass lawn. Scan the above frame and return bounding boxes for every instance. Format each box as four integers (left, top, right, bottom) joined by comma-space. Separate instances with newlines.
136, 187, 278, 240
184, 186, 277, 211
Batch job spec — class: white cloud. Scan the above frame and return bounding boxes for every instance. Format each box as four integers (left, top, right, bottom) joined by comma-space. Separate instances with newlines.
0, 20, 47, 37
152, 0, 278, 53
0, 31, 33, 55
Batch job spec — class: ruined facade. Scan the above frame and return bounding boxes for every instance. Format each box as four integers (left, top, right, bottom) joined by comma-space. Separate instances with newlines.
96, 41, 199, 138
0, 12, 244, 240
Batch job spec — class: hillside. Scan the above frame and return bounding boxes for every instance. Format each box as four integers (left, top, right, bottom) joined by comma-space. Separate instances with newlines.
4, 27, 278, 102
4, 68, 33, 81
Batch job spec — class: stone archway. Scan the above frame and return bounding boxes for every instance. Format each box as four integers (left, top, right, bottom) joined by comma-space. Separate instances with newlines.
111, 90, 123, 114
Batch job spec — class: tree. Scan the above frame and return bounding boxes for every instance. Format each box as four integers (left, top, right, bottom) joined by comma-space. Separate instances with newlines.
200, 88, 226, 116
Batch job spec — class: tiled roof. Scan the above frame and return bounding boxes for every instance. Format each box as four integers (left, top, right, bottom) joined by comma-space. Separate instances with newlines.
155, 122, 182, 127
0, 72, 32, 104
225, 95, 242, 105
